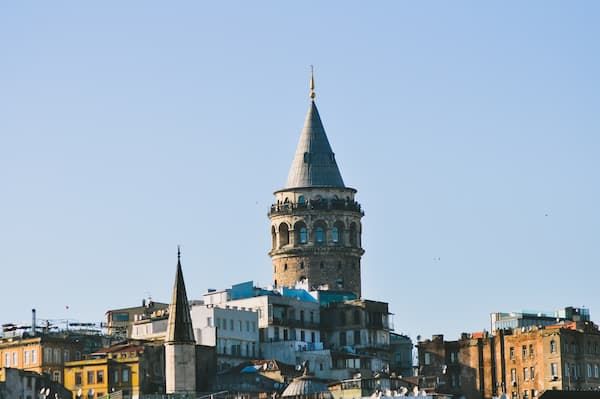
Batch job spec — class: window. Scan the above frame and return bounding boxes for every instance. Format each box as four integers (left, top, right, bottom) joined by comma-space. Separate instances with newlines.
588, 364, 593, 378
300, 262, 304, 269
299, 227, 308, 244
53, 348, 60, 363
97, 370, 104, 383
550, 340, 556, 353
246, 321, 250, 332
564, 363, 570, 377
310, 312, 314, 323
229, 319, 233, 330
595, 364, 599, 378
24, 351, 30, 365
524, 367, 529, 381
340, 331, 347, 346
340, 311, 346, 324
4, 353, 9, 367
353, 310, 360, 324
122, 369, 129, 383
300, 330, 305, 341
424, 353, 431, 366
238, 320, 242, 331
75, 372, 82, 385
278, 224, 290, 247
354, 330, 361, 345
274, 327, 280, 341
311, 332, 316, 343
511, 368, 516, 383
300, 310, 305, 321
551, 363, 558, 377
114, 370, 119, 383
332, 227, 339, 243
529, 344, 534, 357
531, 366, 535, 380
52, 371, 61, 382
450, 352, 458, 364
298, 195, 305, 204
87, 371, 95, 384
112, 312, 129, 322
12, 352, 17, 366
510, 347, 515, 360
63, 350, 70, 362
522, 345, 527, 358
31, 349, 37, 364
315, 227, 325, 244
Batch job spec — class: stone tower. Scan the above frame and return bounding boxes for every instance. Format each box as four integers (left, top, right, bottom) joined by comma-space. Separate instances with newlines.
268, 74, 365, 297
165, 247, 197, 395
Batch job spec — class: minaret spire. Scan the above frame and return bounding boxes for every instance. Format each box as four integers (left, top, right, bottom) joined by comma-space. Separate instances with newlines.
309, 65, 316, 101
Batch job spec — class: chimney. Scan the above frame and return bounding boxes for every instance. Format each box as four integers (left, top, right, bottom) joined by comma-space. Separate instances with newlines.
31, 309, 36, 336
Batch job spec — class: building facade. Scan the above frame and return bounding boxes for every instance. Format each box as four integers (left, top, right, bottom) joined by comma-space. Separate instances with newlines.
418, 320, 600, 399
105, 300, 169, 338
268, 75, 365, 297
64, 342, 165, 399
190, 302, 259, 371
0, 332, 104, 385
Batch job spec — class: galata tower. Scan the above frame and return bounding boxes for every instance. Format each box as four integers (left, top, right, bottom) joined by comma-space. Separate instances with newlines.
268, 73, 364, 297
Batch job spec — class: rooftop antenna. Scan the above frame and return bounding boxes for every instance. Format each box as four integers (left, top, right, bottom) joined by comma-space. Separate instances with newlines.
309, 65, 316, 101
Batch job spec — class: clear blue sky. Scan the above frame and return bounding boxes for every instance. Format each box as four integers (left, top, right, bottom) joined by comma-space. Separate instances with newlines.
1, 2, 599, 341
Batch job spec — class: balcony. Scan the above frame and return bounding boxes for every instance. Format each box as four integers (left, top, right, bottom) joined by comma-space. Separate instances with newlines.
269, 199, 363, 216
269, 317, 320, 330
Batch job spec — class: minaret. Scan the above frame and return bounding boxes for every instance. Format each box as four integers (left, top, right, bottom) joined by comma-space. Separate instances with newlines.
268, 71, 365, 297
164, 247, 197, 394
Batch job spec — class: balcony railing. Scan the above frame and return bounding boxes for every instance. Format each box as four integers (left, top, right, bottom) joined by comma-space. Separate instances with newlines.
269, 199, 363, 216
269, 317, 320, 330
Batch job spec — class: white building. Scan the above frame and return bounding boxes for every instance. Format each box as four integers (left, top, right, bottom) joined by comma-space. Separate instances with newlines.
190, 302, 259, 371
203, 282, 333, 376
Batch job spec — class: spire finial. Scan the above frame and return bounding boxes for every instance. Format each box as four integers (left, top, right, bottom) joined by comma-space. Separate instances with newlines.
177, 245, 181, 263
309, 65, 316, 101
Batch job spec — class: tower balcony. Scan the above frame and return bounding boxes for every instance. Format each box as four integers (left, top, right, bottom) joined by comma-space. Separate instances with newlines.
269, 199, 363, 217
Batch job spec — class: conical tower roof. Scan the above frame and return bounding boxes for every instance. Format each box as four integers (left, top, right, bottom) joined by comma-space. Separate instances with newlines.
284, 74, 345, 190
165, 247, 195, 344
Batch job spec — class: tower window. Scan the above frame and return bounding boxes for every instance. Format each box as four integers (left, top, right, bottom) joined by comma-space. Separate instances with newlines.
315, 227, 325, 244
299, 227, 308, 244
300, 262, 304, 269
284, 263, 288, 271
298, 195, 305, 205
332, 227, 339, 243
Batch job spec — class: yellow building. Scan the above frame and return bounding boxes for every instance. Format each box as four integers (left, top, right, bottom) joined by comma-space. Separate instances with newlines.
0, 334, 86, 384
64, 342, 164, 399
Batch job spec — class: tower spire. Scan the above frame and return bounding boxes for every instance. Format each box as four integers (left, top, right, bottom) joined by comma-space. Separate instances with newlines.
309, 65, 316, 101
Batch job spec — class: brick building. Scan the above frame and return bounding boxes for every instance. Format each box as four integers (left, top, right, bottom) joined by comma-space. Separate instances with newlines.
418, 320, 600, 399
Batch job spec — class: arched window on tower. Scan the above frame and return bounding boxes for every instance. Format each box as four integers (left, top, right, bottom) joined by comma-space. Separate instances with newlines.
295, 221, 308, 244
315, 227, 324, 244
332, 221, 344, 245
271, 226, 277, 250
314, 221, 326, 245
349, 223, 357, 247
278, 223, 289, 247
